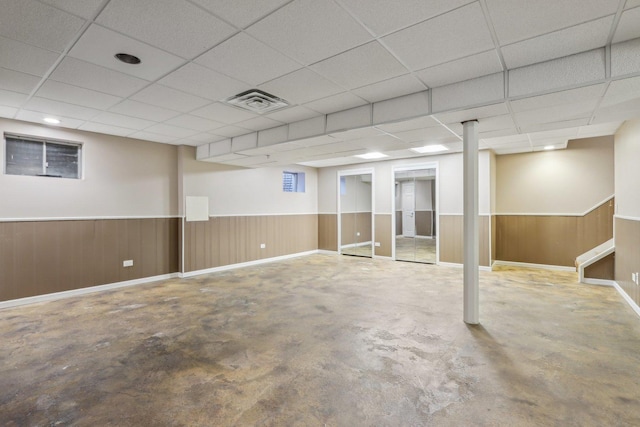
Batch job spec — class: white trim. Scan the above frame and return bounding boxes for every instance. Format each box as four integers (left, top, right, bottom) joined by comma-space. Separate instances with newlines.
181, 250, 318, 278
0, 273, 179, 310
492, 260, 576, 272
208, 212, 318, 217
317, 249, 338, 255
613, 282, 640, 318
439, 213, 492, 216
615, 214, 640, 222
0, 215, 180, 222
438, 261, 493, 271
583, 278, 615, 286
582, 195, 615, 216
576, 239, 615, 283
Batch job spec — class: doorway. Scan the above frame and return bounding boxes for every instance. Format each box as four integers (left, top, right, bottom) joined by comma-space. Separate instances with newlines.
338, 170, 373, 258
393, 165, 438, 264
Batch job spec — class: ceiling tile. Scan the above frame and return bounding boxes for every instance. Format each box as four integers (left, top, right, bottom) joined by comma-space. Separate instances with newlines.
0, 105, 18, 118
612, 6, 640, 43
330, 127, 384, 140
0, 35, 60, 77
477, 114, 516, 132
393, 126, 459, 143
24, 97, 101, 121
304, 92, 367, 114
0, 0, 85, 52
180, 132, 226, 144
528, 128, 579, 141
91, 112, 155, 130
259, 68, 343, 104
38, 0, 104, 19
96, 0, 236, 59
0, 68, 41, 94
144, 123, 200, 138
0, 89, 28, 107
519, 118, 590, 133
351, 74, 426, 103
16, 110, 84, 129
626, 0, 640, 8
108, 100, 181, 122
246, 0, 372, 65
159, 62, 248, 101
36, 80, 122, 110
234, 116, 283, 132
191, 102, 258, 124
485, 0, 619, 45
382, 3, 494, 71
434, 103, 510, 124
515, 100, 597, 125
209, 125, 251, 138
164, 114, 225, 132
415, 50, 503, 89
501, 16, 614, 69
375, 116, 440, 133
337, 0, 475, 36
69, 25, 185, 81
577, 122, 622, 137
264, 105, 320, 123
600, 75, 640, 107
510, 84, 606, 112
612, 38, 640, 77
191, 0, 291, 28
195, 32, 302, 86
311, 41, 408, 89
130, 84, 211, 113
128, 130, 177, 143
50, 57, 148, 98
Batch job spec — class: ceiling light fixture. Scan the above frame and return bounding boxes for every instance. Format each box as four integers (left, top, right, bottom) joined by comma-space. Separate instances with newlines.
355, 152, 388, 160
43, 117, 60, 124
410, 144, 448, 154
543, 145, 555, 150
115, 53, 141, 65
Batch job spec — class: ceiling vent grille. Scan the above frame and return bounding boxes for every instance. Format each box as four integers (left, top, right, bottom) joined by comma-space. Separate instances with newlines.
224, 89, 289, 114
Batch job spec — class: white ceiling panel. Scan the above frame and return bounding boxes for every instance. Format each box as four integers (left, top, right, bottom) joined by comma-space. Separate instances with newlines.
195, 33, 302, 86
514, 100, 598, 125
593, 98, 640, 123
528, 128, 579, 141
311, 41, 408, 89
79, 121, 135, 136
482, 133, 529, 146
16, 110, 84, 128
304, 92, 367, 114
50, 57, 148, 98
191, 102, 258, 124
625, 0, 640, 8
0, 89, 28, 107
96, 0, 236, 59
382, 3, 494, 71
477, 114, 517, 132
264, 106, 320, 123
493, 144, 533, 155
434, 103, 510, 125
485, 0, 619, 45
0, 36, 60, 77
611, 38, 640, 77
91, 112, 155, 130
393, 126, 459, 143
613, 7, 640, 43
577, 122, 622, 137
144, 123, 199, 138
432, 73, 505, 112
24, 97, 101, 121
209, 125, 251, 138
337, 0, 475, 36
130, 84, 210, 113
36, 80, 122, 110
246, 0, 372, 65
292, 135, 339, 147
39, 0, 104, 19
532, 141, 568, 151
519, 118, 591, 133
234, 116, 283, 132
159, 63, 248, 101
108, 100, 181, 122
69, 25, 186, 81
128, 130, 177, 143
0, 106, 18, 118
600, 75, 640, 106
350, 135, 412, 151
510, 84, 607, 112
330, 127, 384, 141
0, 0, 85, 52
352, 74, 426, 103
501, 16, 614, 69
416, 50, 503, 89
183, 132, 227, 144
259, 68, 343, 104
375, 116, 440, 133
164, 114, 225, 132
0, 68, 41, 94
478, 127, 518, 139
190, 0, 292, 29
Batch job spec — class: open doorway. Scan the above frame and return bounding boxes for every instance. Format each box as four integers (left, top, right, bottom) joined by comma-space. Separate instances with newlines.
393, 165, 438, 264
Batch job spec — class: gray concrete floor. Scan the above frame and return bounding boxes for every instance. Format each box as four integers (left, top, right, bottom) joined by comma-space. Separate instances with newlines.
1, 254, 639, 426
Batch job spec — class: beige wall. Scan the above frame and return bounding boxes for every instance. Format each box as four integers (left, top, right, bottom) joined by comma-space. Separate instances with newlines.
0, 118, 178, 219
496, 136, 614, 214
615, 120, 640, 218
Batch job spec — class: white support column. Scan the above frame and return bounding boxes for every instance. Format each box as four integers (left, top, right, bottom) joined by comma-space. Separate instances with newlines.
463, 120, 479, 325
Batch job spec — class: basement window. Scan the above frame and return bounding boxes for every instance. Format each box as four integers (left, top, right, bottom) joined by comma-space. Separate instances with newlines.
4, 134, 82, 179
283, 171, 305, 193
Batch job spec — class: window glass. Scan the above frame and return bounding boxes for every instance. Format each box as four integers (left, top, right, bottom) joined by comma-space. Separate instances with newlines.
4, 135, 81, 179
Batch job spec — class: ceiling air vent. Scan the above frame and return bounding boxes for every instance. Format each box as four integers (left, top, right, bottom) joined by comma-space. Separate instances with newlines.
224, 89, 289, 114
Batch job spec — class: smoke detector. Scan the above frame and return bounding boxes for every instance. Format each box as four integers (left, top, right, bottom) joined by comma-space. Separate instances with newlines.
224, 89, 289, 114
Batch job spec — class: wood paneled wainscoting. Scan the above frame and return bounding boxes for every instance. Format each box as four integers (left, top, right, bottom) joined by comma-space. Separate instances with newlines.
0, 218, 180, 302
183, 214, 318, 273
615, 216, 640, 306
439, 215, 491, 267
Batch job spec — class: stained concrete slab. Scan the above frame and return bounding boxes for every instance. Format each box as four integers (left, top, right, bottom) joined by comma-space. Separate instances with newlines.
0, 254, 639, 426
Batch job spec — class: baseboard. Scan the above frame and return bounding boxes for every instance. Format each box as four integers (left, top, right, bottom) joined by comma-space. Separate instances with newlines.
0, 273, 180, 310
582, 278, 616, 286
317, 249, 338, 255
492, 260, 576, 272
181, 250, 318, 278
340, 241, 373, 249
438, 261, 492, 271
613, 282, 640, 318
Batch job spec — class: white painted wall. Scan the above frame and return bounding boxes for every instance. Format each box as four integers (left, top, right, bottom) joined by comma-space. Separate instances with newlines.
0, 118, 178, 219
615, 119, 640, 218
496, 136, 614, 214
180, 146, 318, 215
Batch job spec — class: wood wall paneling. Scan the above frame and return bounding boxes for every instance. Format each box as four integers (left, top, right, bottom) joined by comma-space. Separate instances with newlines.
318, 214, 337, 251
439, 215, 490, 266
615, 217, 640, 306
374, 214, 392, 257
584, 253, 615, 280
415, 210, 433, 236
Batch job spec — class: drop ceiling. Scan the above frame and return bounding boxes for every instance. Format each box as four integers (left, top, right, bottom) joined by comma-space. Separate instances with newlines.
0, 0, 639, 167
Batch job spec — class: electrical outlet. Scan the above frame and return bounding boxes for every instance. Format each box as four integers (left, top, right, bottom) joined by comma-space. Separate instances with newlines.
123, 260, 133, 267
260, 243, 266, 249
375, 242, 381, 247
633, 273, 637, 283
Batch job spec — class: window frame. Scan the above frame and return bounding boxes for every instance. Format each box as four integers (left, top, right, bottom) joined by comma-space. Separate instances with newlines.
3, 133, 83, 179
282, 170, 305, 193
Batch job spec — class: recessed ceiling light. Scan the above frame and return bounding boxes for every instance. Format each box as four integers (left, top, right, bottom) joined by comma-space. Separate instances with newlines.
43, 117, 60, 124
543, 145, 555, 150
115, 53, 141, 65
355, 152, 388, 160
410, 144, 448, 154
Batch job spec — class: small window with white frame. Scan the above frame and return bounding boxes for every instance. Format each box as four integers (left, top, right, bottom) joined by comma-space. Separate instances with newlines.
4, 134, 82, 179
282, 171, 305, 193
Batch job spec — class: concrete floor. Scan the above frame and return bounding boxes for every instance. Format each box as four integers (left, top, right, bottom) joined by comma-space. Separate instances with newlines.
1, 254, 639, 426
